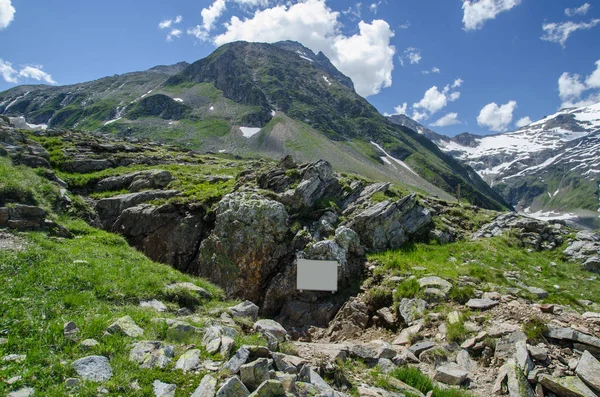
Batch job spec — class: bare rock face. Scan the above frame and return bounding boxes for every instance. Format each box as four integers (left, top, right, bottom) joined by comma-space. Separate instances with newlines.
95, 169, 172, 193
113, 203, 211, 273
280, 160, 340, 209
326, 298, 369, 342
347, 194, 432, 251
95, 190, 180, 229
196, 193, 289, 303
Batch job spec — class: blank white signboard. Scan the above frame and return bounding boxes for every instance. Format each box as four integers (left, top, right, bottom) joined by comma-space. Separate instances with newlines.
297, 259, 339, 292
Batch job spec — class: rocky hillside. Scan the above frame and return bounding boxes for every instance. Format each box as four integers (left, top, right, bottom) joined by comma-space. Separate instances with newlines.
0, 41, 509, 211
2, 116, 600, 397
389, 103, 600, 229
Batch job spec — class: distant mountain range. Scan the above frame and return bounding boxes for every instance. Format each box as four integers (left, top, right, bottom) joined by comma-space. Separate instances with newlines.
0, 40, 508, 211
389, 103, 600, 228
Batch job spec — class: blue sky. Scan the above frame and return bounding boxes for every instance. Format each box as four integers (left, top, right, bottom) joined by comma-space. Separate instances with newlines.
1, 0, 600, 136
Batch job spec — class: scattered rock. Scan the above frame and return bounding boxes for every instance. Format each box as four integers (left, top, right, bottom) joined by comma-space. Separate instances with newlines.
248, 380, 285, 397
153, 380, 176, 397
466, 298, 499, 310
165, 282, 213, 299
253, 319, 288, 342
393, 321, 424, 345
130, 341, 174, 369
64, 378, 80, 387
175, 349, 202, 372
7, 387, 35, 397
417, 276, 452, 293
409, 341, 436, 356
191, 375, 218, 397
224, 347, 250, 374
326, 298, 369, 341
457, 349, 477, 372
398, 298, 427, 324
539, 374, 597, 397
528, 345, 548, 362
216, 376, 250, 397
230, 301, 260, 321
575, 351, 600, 392
433, 365, 468, 385
72, 355, 113, 382
240, 358, 270, 391
140, 299, 168, 312
64, 321, 79, 339
106, 316, 144, 337
515, 341, 534, 376
80, 339, 100, 350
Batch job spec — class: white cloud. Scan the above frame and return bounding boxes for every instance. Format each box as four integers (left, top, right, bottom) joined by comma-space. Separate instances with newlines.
452, 78, 463, 88
18, 65, 57, 84
558, 60, 600, 108
412, 110, 428, 122
232, 0, 270, 6
558, 72, 587, 101
477, 100, 517, 132
565, 3, 591, 17
411, 80, 462, 121
515, 116, 532, 128
392, 102, 408, 115
0, 59, 56, 85
159, 19, 173, 29
404, 47, 421, 64
462, 0, 521, 31
0, 59, 18, 83
585, 60, 600, 88
167, 29, 183, 41
0, 0, 15, 30
342, 2, 362, 21
431, 112, 461, 127
202, 0, 228, 32
541, 19, 600, 47
421, 66, 440, 75
159, 15, 183, 40
398, 21, 410, 29
211, 0, 396, 97
369, 1, 382, 13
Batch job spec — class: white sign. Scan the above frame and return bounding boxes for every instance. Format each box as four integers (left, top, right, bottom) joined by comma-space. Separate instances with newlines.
297, 259, 339, 292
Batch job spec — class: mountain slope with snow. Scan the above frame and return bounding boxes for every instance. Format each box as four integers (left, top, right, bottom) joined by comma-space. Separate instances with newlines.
391, 102, 600, 228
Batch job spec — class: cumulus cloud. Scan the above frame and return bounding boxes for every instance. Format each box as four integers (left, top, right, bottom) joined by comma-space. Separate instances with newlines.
0, 0, 15, 30
565, 3, 591, 17
558, 60, 600, 108
384, 102, 408, 117
431, 112, 461, 127
453, 78, 463, 88
462, 0, 521, 31
202, 0, 227, 32
411, 81, 462, 121
0, 59, 18, 83
515, 116, 532, 128
210, 0, 396, 97
0, 59, 56, 85
477, 100, 517, 132
541, 19, 600, 47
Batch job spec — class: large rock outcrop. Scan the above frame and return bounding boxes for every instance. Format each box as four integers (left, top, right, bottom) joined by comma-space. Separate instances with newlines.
112, 203, 212, 273
195, 193, 290, 303
347, 194, 432, 251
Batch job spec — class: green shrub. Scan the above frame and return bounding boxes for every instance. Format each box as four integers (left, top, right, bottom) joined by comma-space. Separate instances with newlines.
523, 317, 548, 343
446, 320, 468, 344
365, 286, 393, 310
393, 278, 421, 300
449, 285, 475, 304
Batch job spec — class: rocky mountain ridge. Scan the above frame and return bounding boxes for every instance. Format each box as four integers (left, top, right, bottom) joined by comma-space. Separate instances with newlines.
0, 41, 509, 211
389, 102, 600, 229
